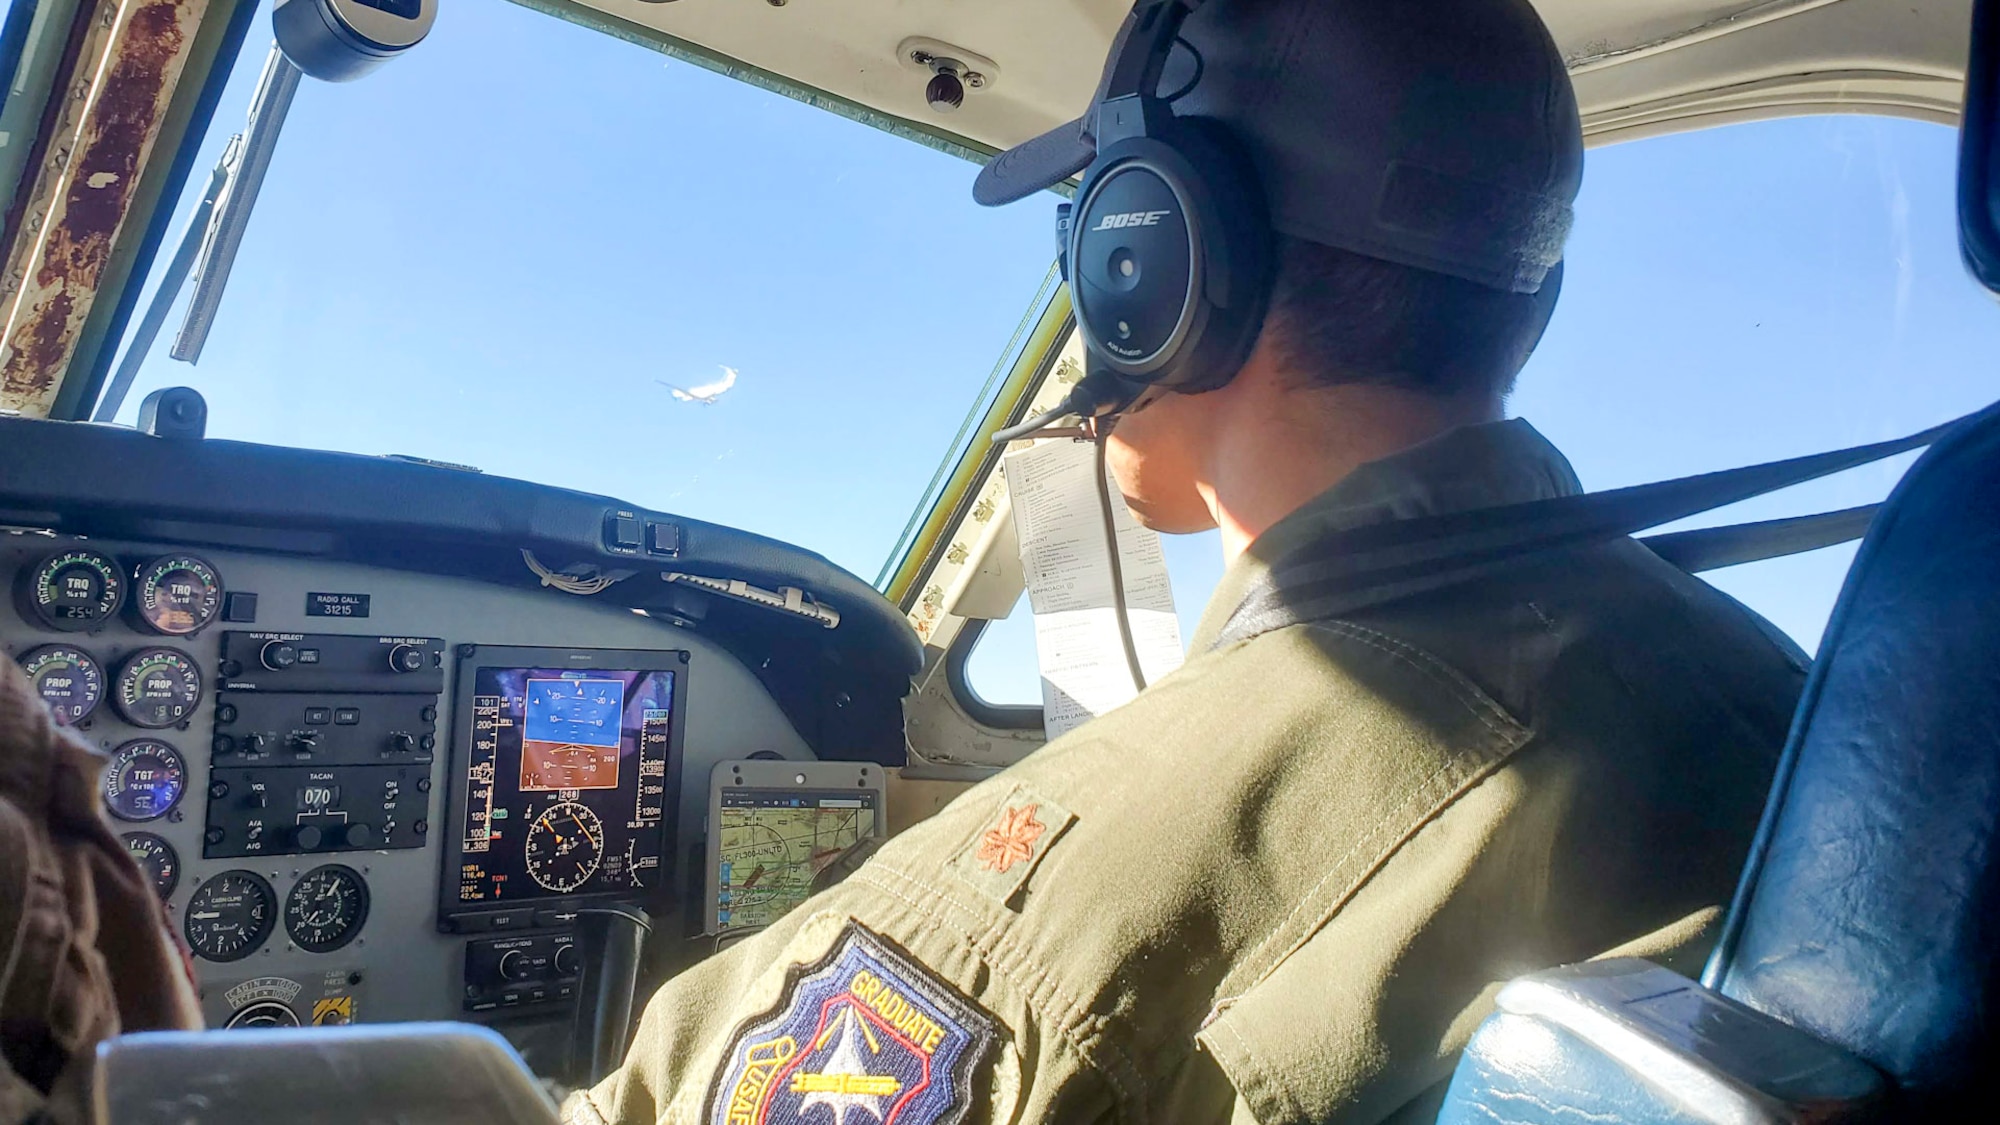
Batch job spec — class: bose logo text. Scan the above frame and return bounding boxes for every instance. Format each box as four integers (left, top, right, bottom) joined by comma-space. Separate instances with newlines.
1091, 210, 1172, 231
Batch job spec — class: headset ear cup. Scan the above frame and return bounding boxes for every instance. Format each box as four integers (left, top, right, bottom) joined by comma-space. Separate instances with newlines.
1068, 122, 1273, 396
1159, 118, 1273, 393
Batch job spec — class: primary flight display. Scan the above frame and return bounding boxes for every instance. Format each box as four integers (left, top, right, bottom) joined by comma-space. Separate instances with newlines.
446, 649, 686, 918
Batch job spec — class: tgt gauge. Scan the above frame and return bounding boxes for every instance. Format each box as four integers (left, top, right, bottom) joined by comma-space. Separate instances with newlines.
17, 645, 104, 725
184, 871, 276, 962
103, 739, 187, 821
13, 550, 124, 631
113, 648, 203, 728
121, 832, 181, 899
285, 864, 370, 952
524, 801, 604, 893
132, 555, 223, 637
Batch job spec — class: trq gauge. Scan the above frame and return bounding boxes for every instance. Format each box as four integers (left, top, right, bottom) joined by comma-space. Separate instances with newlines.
273, 0, 436, 82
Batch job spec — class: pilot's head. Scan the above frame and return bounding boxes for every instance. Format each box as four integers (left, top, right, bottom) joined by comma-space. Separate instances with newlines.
975, 0, 1583, 534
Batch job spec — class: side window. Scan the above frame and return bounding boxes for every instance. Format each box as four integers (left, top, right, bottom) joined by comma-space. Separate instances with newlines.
959, 114, 2000, 709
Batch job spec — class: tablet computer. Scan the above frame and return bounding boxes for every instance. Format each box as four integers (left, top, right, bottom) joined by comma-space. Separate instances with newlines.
705, 760, 887, 934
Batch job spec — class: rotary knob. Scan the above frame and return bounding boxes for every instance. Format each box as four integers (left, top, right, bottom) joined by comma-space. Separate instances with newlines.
498, 949, 535, 982
553, 943, 579, 977
292, 824, 324, 850
338, 823, 374, 849
260, 641, 298, 670
389, 645, 427, 673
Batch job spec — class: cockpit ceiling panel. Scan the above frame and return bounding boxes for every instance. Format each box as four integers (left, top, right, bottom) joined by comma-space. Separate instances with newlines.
558, 0, 1970, 151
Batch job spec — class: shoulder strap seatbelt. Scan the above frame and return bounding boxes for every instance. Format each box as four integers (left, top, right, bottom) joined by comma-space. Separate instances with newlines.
1210, 403, 1997, 651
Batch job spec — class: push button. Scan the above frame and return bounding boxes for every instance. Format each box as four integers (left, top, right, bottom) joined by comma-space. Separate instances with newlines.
304, 707, 332, 725
604, 512, 643, 551
646, 521, 681, 556
334, 707, 360, 725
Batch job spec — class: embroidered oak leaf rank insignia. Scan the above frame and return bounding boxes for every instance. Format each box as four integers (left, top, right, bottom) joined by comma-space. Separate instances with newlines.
947, 784, 1077, 906
707, 922, 995, 1125
976, 805, 1045, 873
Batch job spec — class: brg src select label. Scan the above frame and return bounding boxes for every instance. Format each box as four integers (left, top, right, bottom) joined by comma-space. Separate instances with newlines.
708, 922, 994, 1125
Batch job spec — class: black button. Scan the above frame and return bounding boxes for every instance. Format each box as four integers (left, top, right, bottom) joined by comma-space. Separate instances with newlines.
556, 983, 576, 999
334, 708, 360, 725
500, 992, 522, 1007
605, 512, 643, 550
222, 592, 259, 622
527, 988, 549, 1004
299, 649, 321, 664
646, 521, 681, 556
304, 707, 332, 725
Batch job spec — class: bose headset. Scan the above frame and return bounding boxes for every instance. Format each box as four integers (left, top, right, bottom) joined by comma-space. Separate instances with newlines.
993, 0, 1266, 441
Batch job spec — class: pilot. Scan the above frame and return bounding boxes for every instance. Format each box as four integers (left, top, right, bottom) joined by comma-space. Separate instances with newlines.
572, 1, 1806, 1123
0, 657, 202, 1121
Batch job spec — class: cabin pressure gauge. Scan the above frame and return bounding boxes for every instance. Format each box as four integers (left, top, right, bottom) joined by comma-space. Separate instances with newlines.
274, 0, 437, 82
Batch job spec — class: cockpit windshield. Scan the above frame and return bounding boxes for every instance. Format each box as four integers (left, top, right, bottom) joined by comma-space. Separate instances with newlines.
100, 0, 1056, 580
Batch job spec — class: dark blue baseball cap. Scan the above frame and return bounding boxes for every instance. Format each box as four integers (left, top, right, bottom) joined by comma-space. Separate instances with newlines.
972, 0, 1582, 295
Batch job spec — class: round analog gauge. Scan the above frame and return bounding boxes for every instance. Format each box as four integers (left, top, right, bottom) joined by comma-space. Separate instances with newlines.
17, 645, 104, 725
14, 550, 125, 631
184, 870, 276, 962
524, 801, 604, 893
103, 739, 186, 821
112, 648, 203, 728
225, 1001, 300, 1029
132, 555, 222, 637
284, 864, 369, 953
121, 832, 180, 899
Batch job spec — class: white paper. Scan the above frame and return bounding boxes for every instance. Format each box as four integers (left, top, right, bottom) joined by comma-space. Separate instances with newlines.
1003, 440, 1183, 739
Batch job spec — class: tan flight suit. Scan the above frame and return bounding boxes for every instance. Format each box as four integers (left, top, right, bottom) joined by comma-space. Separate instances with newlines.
573, 420, 1805, 1125
0, 658, 203, 1122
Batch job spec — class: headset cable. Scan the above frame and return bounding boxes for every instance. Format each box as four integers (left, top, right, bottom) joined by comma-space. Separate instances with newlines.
1093, 429, 1149, 694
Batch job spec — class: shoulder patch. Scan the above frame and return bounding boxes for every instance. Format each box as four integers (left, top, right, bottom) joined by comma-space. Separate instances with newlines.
706, 921, 995, 1125
946, 784, 1077, 906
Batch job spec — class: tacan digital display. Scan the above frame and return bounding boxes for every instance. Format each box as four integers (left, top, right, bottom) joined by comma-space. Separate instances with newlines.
455, 665, 676, 906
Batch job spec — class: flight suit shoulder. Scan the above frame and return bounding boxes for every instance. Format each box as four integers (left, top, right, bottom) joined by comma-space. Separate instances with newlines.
579, 618, 1536, 1125
854, 617, 1534, 1117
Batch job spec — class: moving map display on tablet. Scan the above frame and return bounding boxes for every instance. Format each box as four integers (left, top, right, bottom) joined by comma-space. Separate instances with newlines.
713, 786, 879, 931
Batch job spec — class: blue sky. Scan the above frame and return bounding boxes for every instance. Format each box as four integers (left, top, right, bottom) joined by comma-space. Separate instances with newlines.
90, 2, 2000, 705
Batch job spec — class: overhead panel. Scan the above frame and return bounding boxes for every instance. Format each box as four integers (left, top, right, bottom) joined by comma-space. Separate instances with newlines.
549, 0, 1974, 157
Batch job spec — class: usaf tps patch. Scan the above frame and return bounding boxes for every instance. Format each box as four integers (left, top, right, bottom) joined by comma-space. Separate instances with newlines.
707, 921, 995, 1125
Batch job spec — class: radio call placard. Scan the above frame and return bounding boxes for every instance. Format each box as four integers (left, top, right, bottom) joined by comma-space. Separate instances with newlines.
306, 592, 371, 618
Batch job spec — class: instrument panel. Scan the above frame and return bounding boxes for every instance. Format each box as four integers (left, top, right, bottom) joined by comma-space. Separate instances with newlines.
0, 533, 813, 1053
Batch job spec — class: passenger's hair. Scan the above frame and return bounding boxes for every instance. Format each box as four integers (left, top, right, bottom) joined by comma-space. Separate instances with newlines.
1260, 236, 1556, 398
